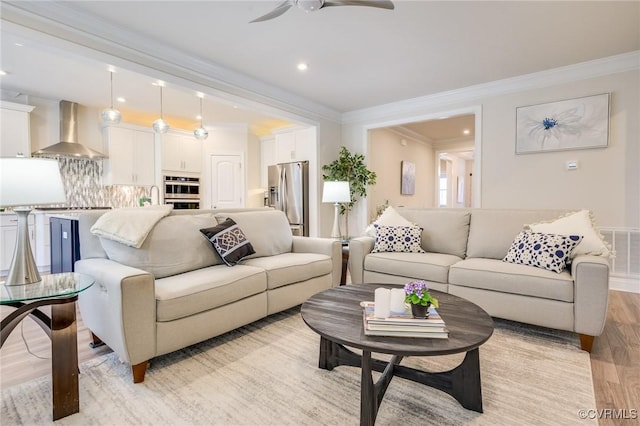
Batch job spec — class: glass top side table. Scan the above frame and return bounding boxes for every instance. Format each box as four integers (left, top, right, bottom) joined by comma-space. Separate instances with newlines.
1, 272, 94, 304
1, 272, 95, 421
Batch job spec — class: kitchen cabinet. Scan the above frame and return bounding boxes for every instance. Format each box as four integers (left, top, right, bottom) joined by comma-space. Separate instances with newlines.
102, 126, 155, 186
161, 131, 202, 174
274, 127, 316, 164
34, 212, 51, 272
50, 217, 80, 273
0, 213, 35, 275
0, 101, 35, 158
261, 127, 316, 188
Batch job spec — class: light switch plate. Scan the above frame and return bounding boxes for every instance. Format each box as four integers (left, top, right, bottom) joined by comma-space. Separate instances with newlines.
566, 160, 578, 170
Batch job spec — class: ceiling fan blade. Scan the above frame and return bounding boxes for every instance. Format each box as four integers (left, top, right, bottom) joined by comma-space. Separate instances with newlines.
250, 0, 295, 23
322, 0, 394, 10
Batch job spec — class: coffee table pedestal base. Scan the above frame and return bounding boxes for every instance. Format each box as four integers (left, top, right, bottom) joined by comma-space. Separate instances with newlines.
319, 337, 483, 426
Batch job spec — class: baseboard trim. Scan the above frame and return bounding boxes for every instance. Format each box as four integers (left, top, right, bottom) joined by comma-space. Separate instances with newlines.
609, 276, 640, 294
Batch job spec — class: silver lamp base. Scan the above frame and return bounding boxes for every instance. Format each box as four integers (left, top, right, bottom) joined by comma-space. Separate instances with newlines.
5, 207, 41, 286
330, 202, 342, 240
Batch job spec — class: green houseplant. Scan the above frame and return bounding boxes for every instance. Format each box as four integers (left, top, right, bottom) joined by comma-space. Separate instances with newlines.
404, 280, 439, 319
322, 147, 377, 239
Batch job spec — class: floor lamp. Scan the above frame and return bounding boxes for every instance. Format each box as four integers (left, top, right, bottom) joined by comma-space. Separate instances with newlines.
0, 157, 67, 285
322, 181, 350, 240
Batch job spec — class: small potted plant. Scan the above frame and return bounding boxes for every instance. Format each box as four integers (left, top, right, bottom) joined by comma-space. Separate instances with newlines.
404, 280, 439, 319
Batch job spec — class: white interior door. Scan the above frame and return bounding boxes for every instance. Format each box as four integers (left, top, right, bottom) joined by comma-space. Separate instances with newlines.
210, 154, 244, 209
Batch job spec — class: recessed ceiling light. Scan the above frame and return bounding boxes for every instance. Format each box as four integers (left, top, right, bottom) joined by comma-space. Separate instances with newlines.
0, 70, 7, 76
297, 62, 308, 71
14, 43, 23, 47
463, 129, 470, 135
116, 97, 126, 103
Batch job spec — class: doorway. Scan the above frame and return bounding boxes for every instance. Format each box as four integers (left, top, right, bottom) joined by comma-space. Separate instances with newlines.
366, 108, 480, 221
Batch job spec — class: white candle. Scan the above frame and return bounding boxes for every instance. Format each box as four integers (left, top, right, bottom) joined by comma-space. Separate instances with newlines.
390, 288, 406, 313
374, 288, 391, 319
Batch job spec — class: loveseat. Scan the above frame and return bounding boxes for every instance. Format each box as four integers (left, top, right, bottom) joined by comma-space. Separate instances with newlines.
76, 208, 342, 383
349, 208, 611, 352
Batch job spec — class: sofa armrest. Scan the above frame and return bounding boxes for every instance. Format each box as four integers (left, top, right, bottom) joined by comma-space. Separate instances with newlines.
349, 236, 375, 284
292, 236, 342, 287
571, 254, 610, 336
75, 258, 156, 365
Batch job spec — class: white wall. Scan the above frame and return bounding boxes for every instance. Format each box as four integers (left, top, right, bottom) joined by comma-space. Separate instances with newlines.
343, 67, 639, 233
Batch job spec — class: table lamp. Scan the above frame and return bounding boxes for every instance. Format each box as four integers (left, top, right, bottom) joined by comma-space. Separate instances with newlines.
322, 181, 350, 240
0, 157, 67, 285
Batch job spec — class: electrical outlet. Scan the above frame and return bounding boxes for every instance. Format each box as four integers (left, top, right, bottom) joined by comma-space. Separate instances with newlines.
566, 160, 578, 170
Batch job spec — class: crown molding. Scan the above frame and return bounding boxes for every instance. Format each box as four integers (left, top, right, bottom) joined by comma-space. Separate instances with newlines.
0, 2, 342, 124
386, 126, 433, 145
342, 50, 640, 125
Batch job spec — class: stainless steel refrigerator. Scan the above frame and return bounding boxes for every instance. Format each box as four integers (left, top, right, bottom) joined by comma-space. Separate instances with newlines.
268, 161, 309, 236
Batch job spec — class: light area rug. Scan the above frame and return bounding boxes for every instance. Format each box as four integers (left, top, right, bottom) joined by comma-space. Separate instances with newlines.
2, 308, 597, 425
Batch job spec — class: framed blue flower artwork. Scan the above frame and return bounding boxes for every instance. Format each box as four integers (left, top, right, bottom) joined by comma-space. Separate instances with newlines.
515, 93, 610, 154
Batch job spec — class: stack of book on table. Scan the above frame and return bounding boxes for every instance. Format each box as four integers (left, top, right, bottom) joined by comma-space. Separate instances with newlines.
361, 301, 449, 338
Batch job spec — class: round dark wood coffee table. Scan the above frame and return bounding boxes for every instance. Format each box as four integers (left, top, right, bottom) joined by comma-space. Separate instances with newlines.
300, 284, 494, 426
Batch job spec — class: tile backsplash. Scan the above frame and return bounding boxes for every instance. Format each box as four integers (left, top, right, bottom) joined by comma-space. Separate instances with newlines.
54, 157, 150, 208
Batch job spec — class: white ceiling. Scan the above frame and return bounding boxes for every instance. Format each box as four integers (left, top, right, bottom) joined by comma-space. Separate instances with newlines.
0, 1, 637, 138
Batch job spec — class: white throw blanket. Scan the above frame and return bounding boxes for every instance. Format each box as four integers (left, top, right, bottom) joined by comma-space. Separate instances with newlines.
90, 205, 173, 248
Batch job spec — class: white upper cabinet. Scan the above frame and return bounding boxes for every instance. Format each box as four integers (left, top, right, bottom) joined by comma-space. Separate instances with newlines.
102, 126, 155, 186
161, 132, 202, 174
0, 101, 35, 158
274, 127, 316, 164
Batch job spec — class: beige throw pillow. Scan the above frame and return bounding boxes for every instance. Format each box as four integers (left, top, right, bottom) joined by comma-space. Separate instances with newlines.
527, 210, 612, 258
364, 206, 414, 237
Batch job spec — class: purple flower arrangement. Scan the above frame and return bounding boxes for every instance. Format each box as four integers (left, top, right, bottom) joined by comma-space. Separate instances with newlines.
404, 280, 439, 308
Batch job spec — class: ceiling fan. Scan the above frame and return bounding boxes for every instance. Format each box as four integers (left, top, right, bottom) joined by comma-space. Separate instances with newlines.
250, 0, 394, 23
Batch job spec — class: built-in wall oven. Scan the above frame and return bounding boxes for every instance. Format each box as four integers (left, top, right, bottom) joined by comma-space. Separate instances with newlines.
164, 175, 200, 209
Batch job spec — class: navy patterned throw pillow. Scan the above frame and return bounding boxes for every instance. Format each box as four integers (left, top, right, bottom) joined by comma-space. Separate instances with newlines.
371, 224, 425, 253
503, 231, 583, 273
200, 218, 255, 266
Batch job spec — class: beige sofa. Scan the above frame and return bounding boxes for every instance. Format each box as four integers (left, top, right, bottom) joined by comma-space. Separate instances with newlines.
349, 208, 610, 352
76, 209, 342, 383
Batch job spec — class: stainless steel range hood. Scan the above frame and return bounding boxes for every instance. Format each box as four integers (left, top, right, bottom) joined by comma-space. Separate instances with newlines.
32, 100, 107, 159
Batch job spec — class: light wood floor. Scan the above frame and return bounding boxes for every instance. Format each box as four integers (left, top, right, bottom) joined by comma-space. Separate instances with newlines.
1, 290, 638, 425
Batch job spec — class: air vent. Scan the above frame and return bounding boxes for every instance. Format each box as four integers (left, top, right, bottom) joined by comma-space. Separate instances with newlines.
599, 228, 640, 278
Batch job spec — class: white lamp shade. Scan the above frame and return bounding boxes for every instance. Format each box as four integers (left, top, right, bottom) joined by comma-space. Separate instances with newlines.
0, 158, 66, 207
322, 181, 350, 203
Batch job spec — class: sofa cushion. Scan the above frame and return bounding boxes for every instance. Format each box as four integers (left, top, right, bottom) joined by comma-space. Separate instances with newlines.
466, 209, 569, 259
397, 209, 471, 258
364, 252, 462, 284
100, 213, 222, 279
503, 231, 583, 273
215, 210, 292, 258
527, 210, 611, 258
154, 264, 266, 321
449, 258, 574, 302
242, 253, 332, 290
371, 224, 425, 253
200, 218, 255, 266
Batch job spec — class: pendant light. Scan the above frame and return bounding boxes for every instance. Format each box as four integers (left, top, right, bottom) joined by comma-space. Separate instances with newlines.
152, 84, 169, 134
193, 95, 208, 140
101, 70, 122, 125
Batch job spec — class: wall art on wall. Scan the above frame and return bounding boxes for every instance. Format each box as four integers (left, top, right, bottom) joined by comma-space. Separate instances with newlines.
401, 160, 415, 195
515, 93, 610, 154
